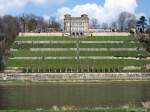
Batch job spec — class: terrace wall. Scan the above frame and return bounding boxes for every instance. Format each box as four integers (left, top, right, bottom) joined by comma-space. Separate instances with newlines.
92, 32, 130, 36
19, 32, 63, 37
19, 32, 130, 37
0, 73, 150, 81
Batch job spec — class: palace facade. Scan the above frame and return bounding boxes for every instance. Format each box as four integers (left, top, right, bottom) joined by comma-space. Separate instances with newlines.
64, 14, 89, 36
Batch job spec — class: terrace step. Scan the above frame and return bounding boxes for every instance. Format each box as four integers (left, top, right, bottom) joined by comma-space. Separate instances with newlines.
29, 48, 144, 51
9, 56, 150, 60
15, 41, 136, 44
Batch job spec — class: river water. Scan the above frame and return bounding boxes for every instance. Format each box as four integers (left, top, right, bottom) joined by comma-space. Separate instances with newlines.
0, 81, 150, 109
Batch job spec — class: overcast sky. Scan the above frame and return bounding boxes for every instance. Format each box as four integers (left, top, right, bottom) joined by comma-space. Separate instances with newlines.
0, 0, 149, 23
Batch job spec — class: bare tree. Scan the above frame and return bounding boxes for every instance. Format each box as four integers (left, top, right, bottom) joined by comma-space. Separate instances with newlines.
49, 17, 61, 31
90, 18, 99, 29
118, 11, 136, 32
127, 18, 136, 31
111, 22, 118, 32
0, 15, 19, 71
2, 15, 20, 46
36, 16, 49, 32
101, 23, 109, 30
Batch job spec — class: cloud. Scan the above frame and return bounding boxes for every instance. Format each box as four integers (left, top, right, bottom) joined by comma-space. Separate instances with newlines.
57, 0, 139, 23
0, 0, 67, 16
30, 0, 67, 6
0, 0, 27, 15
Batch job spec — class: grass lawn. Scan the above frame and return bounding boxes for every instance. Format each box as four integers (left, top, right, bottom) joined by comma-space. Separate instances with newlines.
7, 35, 150, 73
16, 36, 134, 41
16, 36, 74, 41
11, 51, 76, 57
80, 51, 150, 57
79, 43, 142, 48
10, 51, 150, 57
7, 59, 150, 68
80, 36, 135, 41
12, 43, 76, 49
12, 42, 141, 49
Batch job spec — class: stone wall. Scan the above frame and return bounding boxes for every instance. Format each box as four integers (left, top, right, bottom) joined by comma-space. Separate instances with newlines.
92, 32, 130, 36
19, 32, 130, 37
19, 32, 63, 36
0, 73, 150, 81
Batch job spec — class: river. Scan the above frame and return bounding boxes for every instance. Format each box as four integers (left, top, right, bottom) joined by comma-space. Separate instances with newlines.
0, 81, 150, 109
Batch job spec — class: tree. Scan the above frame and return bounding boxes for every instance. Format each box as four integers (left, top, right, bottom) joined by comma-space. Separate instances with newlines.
101, 23, 109, 30
20, 14, 26, 32
27, 17, 37, 31
146, 17, 150, 33
139, 16, 147, 32
24, 14, 38, 32
20, 14, 43, 32
90, 18, 99, 29
0, 15, 19, 71
118, 12, 136, 32
2, 15, 20, 46
49, 17, 61, 30
36, 16, 48, 32
126, 16, 136, 31
111, 22, 117, 31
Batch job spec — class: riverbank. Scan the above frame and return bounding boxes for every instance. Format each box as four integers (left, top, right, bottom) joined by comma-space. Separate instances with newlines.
0, 73, 150, 82
1, 79, 150, 86
0, 108, 149, 112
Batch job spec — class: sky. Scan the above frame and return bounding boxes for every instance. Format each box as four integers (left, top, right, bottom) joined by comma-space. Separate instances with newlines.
0, 0, 149, 23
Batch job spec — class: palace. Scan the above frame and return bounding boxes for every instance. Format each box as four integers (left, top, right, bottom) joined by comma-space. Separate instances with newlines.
64, 14, 89, 36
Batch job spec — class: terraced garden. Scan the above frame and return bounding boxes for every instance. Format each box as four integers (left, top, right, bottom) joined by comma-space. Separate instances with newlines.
7, 35, 150, 73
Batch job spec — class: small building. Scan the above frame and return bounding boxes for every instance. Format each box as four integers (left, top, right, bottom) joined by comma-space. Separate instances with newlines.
64, 14, 89, 36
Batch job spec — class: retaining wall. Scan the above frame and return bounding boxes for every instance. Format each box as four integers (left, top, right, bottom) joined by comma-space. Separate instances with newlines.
19, 32, 130, 37
0, 73, 150, 81
19, 32, 63, 36
92, 32, 130, 36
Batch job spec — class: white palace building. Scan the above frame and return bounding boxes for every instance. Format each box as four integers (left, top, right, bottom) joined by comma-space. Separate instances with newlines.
64, 14, 89, 36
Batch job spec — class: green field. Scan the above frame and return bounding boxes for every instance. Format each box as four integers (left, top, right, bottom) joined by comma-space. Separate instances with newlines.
80, 51, 150, 57
12, 43, 141, 49
16, 36, 135, 41
12, 43, 76, 49
8, 59, 150, 67
8, 59, 150, 73
11, 51, 76, 57
11, 51, 150, 57
7, 35, 150, 73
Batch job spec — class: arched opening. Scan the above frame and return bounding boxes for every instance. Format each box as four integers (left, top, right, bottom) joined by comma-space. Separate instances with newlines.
80, 32, 83, 36
72, 32, 75, 36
